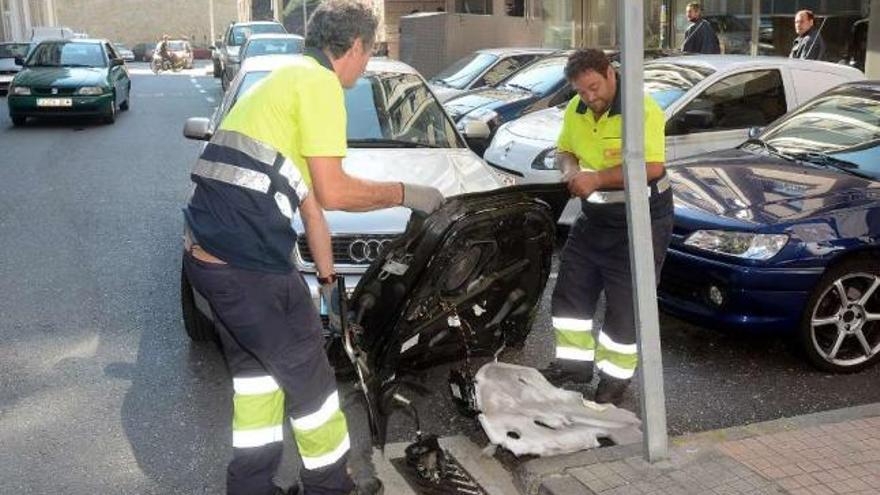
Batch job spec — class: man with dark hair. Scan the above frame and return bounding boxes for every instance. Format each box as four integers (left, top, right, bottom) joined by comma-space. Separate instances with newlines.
681, 2, 720, 54
790, 10, 826, 60
183, 1, 442, 494
542, 49, 673, 406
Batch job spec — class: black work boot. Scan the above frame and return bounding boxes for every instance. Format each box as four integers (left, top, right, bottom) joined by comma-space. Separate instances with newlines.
274, 485, 299, 495
594, 372, 631, 405
540, 361, 594, 387
351, 477, 384, 495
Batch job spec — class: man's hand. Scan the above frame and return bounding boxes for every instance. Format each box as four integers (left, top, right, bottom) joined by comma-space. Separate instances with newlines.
401, 183, 445, 215
320, 283, 342, 335
567, 171, 601, 199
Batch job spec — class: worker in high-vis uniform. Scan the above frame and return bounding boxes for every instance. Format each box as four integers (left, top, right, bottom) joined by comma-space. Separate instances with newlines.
542, 49, 673, 406
182, 2, 443, 494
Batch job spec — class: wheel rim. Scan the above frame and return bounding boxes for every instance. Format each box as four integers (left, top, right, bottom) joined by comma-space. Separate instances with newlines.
811, 272, 880, 367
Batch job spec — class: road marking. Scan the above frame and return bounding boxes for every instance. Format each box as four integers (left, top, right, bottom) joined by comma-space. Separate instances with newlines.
198, 89, 206, 94
206, 96, 215, 103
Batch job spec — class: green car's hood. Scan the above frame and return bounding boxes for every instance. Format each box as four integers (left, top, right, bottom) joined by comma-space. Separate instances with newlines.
14, 66, 107, 88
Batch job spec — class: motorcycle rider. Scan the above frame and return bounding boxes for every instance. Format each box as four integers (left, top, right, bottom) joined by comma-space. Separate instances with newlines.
155, 34, 174, 68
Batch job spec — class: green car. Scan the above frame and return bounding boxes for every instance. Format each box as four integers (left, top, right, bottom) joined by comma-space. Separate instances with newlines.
7, 39, 131, 126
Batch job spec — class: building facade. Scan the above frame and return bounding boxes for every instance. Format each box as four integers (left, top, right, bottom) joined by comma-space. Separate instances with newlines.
1, 0, 58, 41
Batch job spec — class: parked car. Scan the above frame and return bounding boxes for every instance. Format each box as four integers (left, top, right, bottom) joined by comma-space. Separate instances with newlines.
239, 33, 304, 65
179, 55, 517, 341
113, 43, 135, 62
429, 47, 557, 102
131, 42, 153, 62
7, 39, 131, 126
216, 21, 286, 90
483, 56, 865, 224
0, 42, 33, 94
166, 39, 193, 69
660, 81, 880, 373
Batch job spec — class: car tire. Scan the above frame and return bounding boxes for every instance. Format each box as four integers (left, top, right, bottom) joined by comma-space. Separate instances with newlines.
180, 263, 217, 342
103, 96, 117, 124
799, 257, 880, 373
120, 86, 131, 111
10, 114, 26, 126
221, 73, 228, 91
213, 60, 221, 78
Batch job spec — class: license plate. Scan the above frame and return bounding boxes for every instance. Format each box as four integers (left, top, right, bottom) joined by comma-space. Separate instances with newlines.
37, 98, 72, 107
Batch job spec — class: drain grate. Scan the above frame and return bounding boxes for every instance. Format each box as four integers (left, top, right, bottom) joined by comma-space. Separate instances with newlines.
391, 451, 488, 495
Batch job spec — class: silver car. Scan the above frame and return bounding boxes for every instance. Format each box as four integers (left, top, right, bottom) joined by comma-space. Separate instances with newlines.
483, 55, 865, 225
180, 55, 516, 339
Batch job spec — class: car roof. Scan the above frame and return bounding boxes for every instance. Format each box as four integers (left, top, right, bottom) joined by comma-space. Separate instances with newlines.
36, 38, 105, 44
240, 54, 419, 76
231, 21, 283, 27
652, 55, 862, 76
475, 47, 559, 56
245, 33, 304, 41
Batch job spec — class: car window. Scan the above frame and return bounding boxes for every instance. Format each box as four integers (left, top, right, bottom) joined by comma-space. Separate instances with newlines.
432, 53, 499, 90
27, 42, 106, 67
242, 38, 303, 58
500, 57, 566, 95
228, 24, 285, 47
475, 55, 530, 88
644, 62, 715, 110
168, 41, 188, 51
790, 69, 854, 106
227, 70, 461, 148
0, 43, 32, 58
668, 69, 787, 136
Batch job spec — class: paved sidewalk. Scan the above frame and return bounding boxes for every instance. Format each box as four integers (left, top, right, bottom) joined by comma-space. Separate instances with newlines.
515, 403, 880, 495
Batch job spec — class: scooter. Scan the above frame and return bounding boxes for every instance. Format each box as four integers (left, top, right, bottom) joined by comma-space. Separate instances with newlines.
150, 52, 185, 74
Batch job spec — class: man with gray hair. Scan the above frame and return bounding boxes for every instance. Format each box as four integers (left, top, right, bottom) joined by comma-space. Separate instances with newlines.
183, 1, 441, 494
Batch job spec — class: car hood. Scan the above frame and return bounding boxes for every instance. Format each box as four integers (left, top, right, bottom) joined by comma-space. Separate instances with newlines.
14, 66, 106, 87
347, 183, 571, 446
429, 84, 464, 103
292, 148, 502, 234
444, 86, 533, 121
669, 148, 880, 230
505, 105, 564, 142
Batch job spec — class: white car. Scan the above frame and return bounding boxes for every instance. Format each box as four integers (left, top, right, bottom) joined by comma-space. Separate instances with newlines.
429, 47, 557, 102
483, 55, 865, 225
180, 55, 515, 339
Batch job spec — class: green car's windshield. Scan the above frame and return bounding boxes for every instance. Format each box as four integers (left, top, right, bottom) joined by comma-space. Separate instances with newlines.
760, 91, 880, 179
0, 43, 31, 59
644, 62, 715, 110
27, 42, 106, 68
232, 70, 462, 148
242, 38, 303, 58
431, 53, 498, 90
229, 24, 286, 47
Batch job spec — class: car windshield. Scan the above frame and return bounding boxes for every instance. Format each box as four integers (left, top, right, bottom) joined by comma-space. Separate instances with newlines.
760, 90, 880, 178
27, 42, 105, 67
233, 70, 462, 148
230, 24, 285, 46
0, 43, 31, 58
243, 38, 303, 58
168, 41, 188, 51
432, 53, 498, 89
500, 57, 566, 95
644, 62, 715, 110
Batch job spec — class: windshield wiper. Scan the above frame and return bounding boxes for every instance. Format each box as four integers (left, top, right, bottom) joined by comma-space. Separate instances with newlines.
431, 79, 451, 87
348, 138, 441, 149
788, 151, 875, 180
504, 83, 533, 93
61, 63, 96, 68
741, 138, 794, 161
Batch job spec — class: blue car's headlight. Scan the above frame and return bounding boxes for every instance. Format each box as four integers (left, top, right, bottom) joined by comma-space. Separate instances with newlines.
75, 86, 105, 95
532, 148, 557, 171
11, 85, 31, 95
684, 230, 789, 260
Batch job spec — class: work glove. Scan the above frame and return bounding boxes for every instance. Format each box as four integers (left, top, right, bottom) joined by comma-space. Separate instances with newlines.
320, 283, 342, 336
401, 182, 445, 215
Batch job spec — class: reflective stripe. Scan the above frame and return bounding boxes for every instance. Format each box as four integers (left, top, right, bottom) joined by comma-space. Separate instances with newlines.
552, 317, 593, 332
279, 158, 310, 202
292, 391, 340, 431
597, 359, 636, 379
233, 375, 279, 395
586, 175, 670, 204
232, 424, 284, 448
556, 346, 595, 362
193, 159, 271, 193
300, 433, 350, 470
598, 332, 637, 355
212, 129, 278, 167
274, 192, 293, 219
556, 329, 595, 352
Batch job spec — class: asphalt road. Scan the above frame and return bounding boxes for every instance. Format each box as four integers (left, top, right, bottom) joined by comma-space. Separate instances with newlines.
1, 61, 879, 494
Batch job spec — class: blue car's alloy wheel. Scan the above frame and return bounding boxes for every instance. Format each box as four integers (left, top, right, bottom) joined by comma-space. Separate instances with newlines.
803, 260, 880, 373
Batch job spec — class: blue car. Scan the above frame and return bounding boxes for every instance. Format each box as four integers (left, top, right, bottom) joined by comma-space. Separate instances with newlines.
660, 81, 880, 373
443, 52, 574, 156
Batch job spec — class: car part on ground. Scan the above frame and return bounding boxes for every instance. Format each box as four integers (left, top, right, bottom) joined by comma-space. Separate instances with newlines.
474, 362, 642, 456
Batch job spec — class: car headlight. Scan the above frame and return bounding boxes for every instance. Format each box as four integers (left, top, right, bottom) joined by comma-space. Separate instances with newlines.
11, 86, 31, 95
532, 148, 558, 171
684, 230, 789, 260
75, 86, 105, 95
